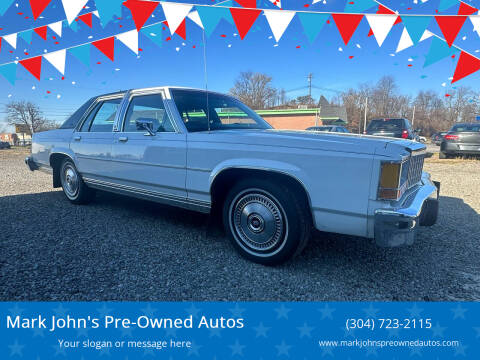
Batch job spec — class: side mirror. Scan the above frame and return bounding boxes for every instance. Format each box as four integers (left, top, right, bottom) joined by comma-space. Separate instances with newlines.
136, 118, 156, 136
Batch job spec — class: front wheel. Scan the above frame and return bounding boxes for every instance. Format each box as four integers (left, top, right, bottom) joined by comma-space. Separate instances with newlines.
223, 178, 311, 265
59, 159, 95, 204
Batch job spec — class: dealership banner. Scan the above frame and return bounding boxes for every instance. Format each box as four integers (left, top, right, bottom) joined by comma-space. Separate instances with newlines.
1, 302, 478, 359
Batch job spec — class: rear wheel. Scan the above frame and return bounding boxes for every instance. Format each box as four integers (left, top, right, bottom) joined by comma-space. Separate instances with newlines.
223, 178, 311, 265
60, 159, 94, 204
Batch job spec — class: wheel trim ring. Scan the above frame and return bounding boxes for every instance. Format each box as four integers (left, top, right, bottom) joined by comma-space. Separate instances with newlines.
229, 188, 289, 258
62, 164, 80, 199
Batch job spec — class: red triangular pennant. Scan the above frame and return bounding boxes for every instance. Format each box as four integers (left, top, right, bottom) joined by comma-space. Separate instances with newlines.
20, 56, 42, 80
235, 0, 257, 8
78, 13, 93, 28
230, 8, 262, 40
34, 26, 47, 40
123, 0, 159, 31
332, 14, 364, 45
452, 51, 480, 83
458, 2, 478, 15
93, 37, 115, 61
29, 0, 52, 20
175, 18, 186, 40
435, 15, 467, 47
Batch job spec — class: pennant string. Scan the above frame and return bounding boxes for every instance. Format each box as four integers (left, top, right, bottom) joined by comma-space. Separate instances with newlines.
0, 0, 479, 81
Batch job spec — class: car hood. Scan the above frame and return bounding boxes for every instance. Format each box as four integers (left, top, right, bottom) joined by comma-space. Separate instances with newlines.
200, 129, 423, 157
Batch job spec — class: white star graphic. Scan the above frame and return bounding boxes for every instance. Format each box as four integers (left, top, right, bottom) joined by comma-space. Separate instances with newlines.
274, 304, 291, 319
318, 304, 335, 320
253, 322, 270, 338
297, 322, 314, 338
451, 304, 467, 320
229, 340, 245, 356
275, 340, 292, 356
9, 340, 25, 356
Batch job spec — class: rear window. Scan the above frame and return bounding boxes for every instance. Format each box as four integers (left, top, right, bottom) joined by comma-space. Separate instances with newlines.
59, 98, 95, 129
450, 124, 480, 132
367, 119, 405, 131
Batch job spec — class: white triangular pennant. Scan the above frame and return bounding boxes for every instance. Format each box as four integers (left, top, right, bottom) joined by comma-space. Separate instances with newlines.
3, 33, 17, 49
93, 10, 99, 18
470, 16, 480, 34
264, 10, 295, 43
44, 49, 66, 75
48, 21, 63, 37
269, 0, 282, 8
419, 29, 433, 41
116, 30, 139, 55
61, 0, 88, 24
396, 28, 433, 53
396, 28, 413, 52
187, 10, 203, 29
160, 2, 192, 35
366, 14, 397, 47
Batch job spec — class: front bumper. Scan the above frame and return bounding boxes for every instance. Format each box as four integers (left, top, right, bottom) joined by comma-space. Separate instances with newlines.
374, 172, 440, 247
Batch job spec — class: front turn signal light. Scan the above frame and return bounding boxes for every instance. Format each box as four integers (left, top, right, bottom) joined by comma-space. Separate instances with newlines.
378, 162, 402, 200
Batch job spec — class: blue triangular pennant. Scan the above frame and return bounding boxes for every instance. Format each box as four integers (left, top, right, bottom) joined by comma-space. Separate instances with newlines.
424, 37, 459, 67
141, 23, 162, 48
0, 63, 17, 85
70, 20, 79, 32
69, 44, 91, 67
19, 29, 33, 44
438, 0, 458, 11
0, 0, 15, 16
401, 16, 432, 44
298, 13, 329, 43
95, 0, 123, 27
196, 6, 233, 37
344, 0, 376, 12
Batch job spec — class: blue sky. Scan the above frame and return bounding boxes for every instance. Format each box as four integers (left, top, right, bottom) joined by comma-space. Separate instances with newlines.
0, 0, 479, 129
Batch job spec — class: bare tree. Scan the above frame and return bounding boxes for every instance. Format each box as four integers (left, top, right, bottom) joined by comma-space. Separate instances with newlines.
230, 71, 277, 109
5, 101, 56, 134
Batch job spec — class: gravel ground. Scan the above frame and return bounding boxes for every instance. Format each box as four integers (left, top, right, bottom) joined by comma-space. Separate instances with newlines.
1, 148, 479, 301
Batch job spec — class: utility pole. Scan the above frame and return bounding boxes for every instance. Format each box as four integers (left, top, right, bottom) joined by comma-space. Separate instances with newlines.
412, 105, 416, 127
307, 73, 313, 98
363, 97, 368, 134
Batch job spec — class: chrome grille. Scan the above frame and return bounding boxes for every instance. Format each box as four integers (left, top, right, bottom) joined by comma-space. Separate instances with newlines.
406, 153, 425, 188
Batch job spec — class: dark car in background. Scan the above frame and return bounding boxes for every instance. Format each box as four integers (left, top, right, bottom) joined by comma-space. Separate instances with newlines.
365, 118, 419, 141
306, 125, 349, 133
440, 123, 480, 159
432, 132, 447, 146
0, 141, 11, 149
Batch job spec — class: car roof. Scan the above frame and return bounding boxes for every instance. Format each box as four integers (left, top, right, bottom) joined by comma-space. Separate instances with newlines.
95, 86, 226, 99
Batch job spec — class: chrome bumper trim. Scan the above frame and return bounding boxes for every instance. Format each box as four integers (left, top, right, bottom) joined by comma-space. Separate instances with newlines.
374, 172, 439, 247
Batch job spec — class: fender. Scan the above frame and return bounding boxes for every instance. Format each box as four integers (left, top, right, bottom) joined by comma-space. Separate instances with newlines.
209, 158, 313, 208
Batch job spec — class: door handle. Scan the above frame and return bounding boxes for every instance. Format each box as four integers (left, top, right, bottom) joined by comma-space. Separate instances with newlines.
73, 136, 81, 141
118, 136, 128, 142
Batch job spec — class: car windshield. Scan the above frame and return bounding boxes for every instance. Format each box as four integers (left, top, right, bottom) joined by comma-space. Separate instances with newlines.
367, 119, 405, 131
450, 124, 480, 132
308, 126, 332, 131
171, 89, 271, 132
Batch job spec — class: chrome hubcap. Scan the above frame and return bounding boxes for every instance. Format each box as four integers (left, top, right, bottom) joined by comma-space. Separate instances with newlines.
62, 165, 79, 198
230, 190, 286, 253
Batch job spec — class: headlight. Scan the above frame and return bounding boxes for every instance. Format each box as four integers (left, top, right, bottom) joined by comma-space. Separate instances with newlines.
378, 161, 407, 200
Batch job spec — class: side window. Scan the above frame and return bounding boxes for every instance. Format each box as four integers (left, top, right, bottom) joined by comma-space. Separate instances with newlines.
124, 94, 175, 133
89, 99, 121, 133
80, 102, 102, 132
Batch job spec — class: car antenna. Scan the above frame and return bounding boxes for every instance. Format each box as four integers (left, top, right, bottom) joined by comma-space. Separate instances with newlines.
202, 29, 210, 132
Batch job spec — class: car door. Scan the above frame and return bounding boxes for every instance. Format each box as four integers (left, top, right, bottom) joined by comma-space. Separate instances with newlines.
70, 95, 124, 181
110, 89, 187, 201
